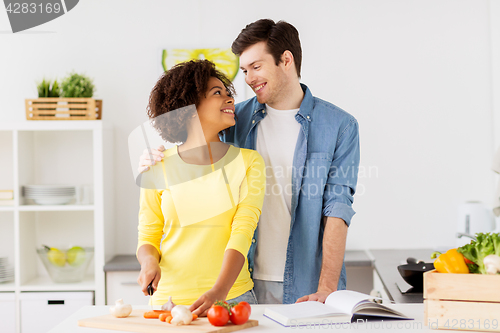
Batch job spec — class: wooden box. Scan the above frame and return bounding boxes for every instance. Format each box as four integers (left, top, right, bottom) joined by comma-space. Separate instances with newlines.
424, 270, 500, 332
25, 98, 102, 120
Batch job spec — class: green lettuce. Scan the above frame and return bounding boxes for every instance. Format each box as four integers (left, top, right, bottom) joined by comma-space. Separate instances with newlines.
457, 233, 500, 274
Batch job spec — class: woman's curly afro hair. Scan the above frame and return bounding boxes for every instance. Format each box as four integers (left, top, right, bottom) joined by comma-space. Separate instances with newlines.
147, 59, 236, 143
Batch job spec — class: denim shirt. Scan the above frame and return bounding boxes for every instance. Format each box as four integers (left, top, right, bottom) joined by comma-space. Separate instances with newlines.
225, 84, 360, 304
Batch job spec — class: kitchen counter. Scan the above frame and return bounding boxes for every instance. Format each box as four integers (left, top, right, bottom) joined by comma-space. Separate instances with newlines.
103, 255, 141, 271
104, 250, 436, 305
370, 249, 435, 304
103, 251, 377, 307
104, 250, 437, 304
103, 250, 375, 272
50, 304, 441, 333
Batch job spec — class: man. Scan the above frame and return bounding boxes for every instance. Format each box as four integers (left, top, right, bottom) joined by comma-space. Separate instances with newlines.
139, 19, 359, 305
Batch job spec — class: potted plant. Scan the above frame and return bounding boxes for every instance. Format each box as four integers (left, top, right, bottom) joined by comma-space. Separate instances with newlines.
37, 78, 60, 98
35, 79, 60, 116
26, 72, 102, 120
60, 72, 95, 98
60, 72, 96, 117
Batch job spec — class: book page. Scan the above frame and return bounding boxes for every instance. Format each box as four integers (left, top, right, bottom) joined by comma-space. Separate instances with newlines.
354, 303, 408, 318
266, 301, 346, 320
324, 290, 376, 314
325, 291, 408, 319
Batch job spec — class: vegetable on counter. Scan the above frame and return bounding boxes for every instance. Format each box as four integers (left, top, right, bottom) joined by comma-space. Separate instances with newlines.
170, 305, 193, 326
161, 296, 176, 311
207, 300, 251, 327
109, 299, 132, 318
159, 313, 169, 322
153, 297, 198, 325
430, 249, 469, 274
229, 302, 251, 325
483, 254, 500, 274
143, 310, 170, 319
457, 232, 500, 274
207, 304, 230, 327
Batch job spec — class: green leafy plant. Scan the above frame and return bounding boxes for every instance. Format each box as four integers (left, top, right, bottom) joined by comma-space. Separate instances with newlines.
51, 80, 60, 97
458, 232, 500, 274
60, 72, 95, 98
36, 78, 60, 98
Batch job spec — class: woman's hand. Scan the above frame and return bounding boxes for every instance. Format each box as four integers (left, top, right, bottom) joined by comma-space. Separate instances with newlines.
137, 255, 161, 296
188, 249, 245, 316
138, 145, 165, 173
189, 287, 228, 317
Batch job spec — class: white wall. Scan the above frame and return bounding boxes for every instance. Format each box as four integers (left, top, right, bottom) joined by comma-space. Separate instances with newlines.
0, 0, 497, 253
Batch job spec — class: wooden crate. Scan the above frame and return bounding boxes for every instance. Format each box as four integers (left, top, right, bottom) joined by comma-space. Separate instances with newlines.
424, 270, 500, 332
25, 98, 102, 120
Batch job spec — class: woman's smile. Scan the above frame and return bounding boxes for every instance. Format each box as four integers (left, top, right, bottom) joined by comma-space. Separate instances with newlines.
221, 106, 235, 116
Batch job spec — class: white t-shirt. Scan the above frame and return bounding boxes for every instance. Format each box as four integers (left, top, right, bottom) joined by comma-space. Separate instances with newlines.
253, 104, 301, 281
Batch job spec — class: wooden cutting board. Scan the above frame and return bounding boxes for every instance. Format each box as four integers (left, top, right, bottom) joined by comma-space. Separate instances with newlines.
78, 310, 258, 333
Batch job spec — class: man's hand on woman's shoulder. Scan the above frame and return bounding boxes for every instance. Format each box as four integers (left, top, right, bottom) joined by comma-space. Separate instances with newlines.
138, 145, 165, 173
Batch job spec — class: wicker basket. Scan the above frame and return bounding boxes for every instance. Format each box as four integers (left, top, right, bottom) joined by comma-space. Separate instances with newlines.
25, 98, 102, 120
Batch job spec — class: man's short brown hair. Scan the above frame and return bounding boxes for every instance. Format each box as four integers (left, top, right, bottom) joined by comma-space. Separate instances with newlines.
147, 59, 235, 143
231, 19, 302, 77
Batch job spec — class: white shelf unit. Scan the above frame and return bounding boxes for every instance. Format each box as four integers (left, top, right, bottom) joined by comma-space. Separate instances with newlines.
0, 121, 114, 333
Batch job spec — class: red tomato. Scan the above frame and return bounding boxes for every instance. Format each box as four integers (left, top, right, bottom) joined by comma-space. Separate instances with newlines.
238, 301, 251, 315
207, 305, 229, 326
230, 304, 250, 325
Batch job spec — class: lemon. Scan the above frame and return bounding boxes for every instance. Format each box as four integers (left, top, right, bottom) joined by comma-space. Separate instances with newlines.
44, 246, 66, 267
162, 48, 239, 81
66, 246, 86, 267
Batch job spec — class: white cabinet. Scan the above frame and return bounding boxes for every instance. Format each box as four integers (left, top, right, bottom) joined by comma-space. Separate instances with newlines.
345, 265, 374, 295
0, 212, 15, 292
0, 293, 16, 333
106, 271, 149, 306
19, 291, 93, 333
0, 121, 114, 333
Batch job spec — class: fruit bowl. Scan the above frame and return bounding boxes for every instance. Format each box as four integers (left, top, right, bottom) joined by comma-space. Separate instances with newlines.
36, 246, 94, 283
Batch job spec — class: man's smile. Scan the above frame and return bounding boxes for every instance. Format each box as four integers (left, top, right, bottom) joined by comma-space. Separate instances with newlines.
253, 83, 267, 92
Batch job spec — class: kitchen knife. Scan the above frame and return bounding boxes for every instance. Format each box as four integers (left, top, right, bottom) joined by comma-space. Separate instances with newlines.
147, 282, 154, 311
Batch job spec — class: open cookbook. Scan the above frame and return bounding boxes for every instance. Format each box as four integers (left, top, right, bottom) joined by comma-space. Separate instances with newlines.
264, 290, 412, 327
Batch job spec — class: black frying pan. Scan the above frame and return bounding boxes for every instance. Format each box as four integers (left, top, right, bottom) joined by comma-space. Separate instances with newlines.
397, 257, 434, 291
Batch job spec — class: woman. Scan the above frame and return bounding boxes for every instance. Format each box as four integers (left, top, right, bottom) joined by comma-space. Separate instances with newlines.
137, 59, 265, 316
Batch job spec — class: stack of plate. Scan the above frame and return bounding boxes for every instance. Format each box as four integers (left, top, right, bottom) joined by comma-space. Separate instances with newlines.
23, 185, 76, 205
0, 257, 14, 283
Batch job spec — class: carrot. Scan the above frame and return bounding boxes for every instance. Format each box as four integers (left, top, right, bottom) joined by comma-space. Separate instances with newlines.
143, 310, 171, 319
192, 313, 198, 321
159, 313, 168, 322
165, 315, 173, 324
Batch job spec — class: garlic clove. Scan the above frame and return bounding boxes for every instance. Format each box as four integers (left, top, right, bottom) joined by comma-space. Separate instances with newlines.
161, 296, 176, 311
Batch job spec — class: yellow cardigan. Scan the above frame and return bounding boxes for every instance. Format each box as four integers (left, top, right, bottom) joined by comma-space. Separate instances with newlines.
137, 145, 265, 305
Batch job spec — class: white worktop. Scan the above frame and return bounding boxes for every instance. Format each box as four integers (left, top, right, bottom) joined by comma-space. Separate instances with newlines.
48, 303, 470, 333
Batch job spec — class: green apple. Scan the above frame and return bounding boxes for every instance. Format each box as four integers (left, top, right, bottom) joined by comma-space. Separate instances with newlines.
66, 246, 86, 267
